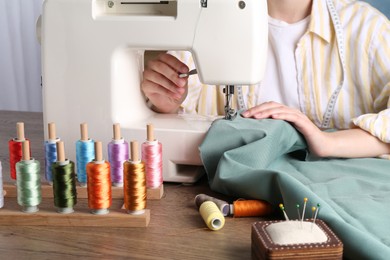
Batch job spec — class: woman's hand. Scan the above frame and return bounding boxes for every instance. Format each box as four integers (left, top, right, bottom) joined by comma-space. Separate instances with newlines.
141, 53, 189, 113
241, 101, 329, 157
241, 101, 390, 158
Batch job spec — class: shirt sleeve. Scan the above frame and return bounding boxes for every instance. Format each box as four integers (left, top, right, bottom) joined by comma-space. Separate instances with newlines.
352, 15, 390, 149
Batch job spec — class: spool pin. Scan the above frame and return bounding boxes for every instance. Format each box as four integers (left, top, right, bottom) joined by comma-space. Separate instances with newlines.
113, 123, 121, 141
16, 122, 25, 141
48, 122, 57, 141
131, 141, 140, 163
80, 123, 89, 141
147, 124, 155, 142
94, 141, 104, 163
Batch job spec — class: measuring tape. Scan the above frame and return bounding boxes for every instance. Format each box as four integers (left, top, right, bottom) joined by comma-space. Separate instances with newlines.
235, 0, 346, 129
321, 0, 346, 128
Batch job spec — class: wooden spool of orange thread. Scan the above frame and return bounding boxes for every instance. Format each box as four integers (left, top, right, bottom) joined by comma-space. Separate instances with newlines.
230, 199, 273, 217
87, 141, 111, 215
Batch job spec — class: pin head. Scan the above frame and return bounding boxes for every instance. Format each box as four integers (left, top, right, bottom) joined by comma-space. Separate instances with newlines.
304, 198, 308, 202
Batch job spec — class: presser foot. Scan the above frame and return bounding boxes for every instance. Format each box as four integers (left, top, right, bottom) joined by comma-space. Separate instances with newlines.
224, 108, 237, 120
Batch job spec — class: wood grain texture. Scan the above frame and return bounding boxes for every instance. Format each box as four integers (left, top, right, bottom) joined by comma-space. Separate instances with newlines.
0, 111, 267, 259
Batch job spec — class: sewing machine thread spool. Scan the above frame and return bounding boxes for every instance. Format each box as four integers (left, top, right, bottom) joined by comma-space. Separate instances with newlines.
76, 123, 95, 187
0, 161, 3, 208
9, 122, 30, 180
52, 141, 77, 214
194, 194, 230, 216
123, 141, 146, 215
108, 123, 128, 187
230, 199, 273, 218
87, 141, 112, 215
142, 124, 163, 189
44, 122, 60, 184
16, 140, 41, 213
199, 201, 225, 231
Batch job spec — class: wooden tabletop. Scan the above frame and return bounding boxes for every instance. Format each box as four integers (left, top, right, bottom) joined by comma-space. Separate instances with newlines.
0, 110, 267, 260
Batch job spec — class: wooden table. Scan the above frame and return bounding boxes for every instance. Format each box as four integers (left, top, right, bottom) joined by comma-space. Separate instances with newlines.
0, 110, 266, 259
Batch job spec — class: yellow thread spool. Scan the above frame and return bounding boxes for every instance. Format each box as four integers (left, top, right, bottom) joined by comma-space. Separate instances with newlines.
199, 201, 225, 231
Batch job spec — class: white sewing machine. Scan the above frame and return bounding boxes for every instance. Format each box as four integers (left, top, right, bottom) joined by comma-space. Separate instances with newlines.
40, 0, 268, 183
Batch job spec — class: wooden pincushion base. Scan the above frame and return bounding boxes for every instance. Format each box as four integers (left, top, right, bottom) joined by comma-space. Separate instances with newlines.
251, 220, 343, 260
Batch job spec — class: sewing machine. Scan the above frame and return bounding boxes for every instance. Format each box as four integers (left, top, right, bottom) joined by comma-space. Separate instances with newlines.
40, 0, 268, 183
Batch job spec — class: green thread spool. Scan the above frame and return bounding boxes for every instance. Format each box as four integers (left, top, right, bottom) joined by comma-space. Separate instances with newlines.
51, 160, 77, 213
16, 159, 42, 213
199, 201, 225, 231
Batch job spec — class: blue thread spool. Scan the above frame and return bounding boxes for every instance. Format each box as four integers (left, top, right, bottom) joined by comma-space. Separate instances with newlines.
76, 123, 94, 186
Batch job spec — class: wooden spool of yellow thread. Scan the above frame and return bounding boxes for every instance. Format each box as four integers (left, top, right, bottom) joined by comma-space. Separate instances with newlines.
199, 201, 225, 231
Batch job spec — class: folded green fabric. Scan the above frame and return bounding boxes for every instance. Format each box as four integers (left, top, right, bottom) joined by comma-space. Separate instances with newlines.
199, 115, 390, 260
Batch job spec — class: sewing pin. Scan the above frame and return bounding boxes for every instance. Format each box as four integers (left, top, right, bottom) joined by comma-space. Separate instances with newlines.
296, 204, 301, 220
296, 204, 302, 228
179, 69, 197, 78
301, 197, 308, 223
279, 203, 289, 221
313, 204, 320, 224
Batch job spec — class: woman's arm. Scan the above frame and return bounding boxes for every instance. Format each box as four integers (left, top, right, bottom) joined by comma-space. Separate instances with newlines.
242, 102, 390, 158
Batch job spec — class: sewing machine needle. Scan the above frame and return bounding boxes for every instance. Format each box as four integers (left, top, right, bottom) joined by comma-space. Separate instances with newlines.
179, 69, 197, 78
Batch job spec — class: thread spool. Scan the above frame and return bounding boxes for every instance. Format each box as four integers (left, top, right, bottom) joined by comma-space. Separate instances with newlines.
107, 123, 128, 187
194, 194, 230, 216
52, 141, 77, 214
76, 123, 95, 186
230, 199, 273, 217
8, 122, 30, 180
142, 124, 163, 188
44, 122, 60, 184
123, 141, 146, 215
87, 141, 112, 215
199, 201, 225, 231
0, 161, 4, 208
16, 140, 41, 213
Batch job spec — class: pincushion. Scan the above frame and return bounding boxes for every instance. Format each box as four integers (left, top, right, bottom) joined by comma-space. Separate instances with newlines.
251, 220, 343, 260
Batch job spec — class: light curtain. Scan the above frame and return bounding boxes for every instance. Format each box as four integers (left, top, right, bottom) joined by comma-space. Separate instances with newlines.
0, 0, 43, 112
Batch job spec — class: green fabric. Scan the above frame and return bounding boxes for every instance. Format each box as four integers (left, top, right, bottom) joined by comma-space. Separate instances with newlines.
199, 115, 390, 260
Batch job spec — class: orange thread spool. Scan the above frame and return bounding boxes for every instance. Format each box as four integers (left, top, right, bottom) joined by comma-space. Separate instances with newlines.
86, 162, 112, 214
123, 161, 146, 214
232, 200, 273, 217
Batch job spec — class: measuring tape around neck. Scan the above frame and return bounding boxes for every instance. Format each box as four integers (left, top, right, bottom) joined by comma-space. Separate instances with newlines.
321, 0, 347, 128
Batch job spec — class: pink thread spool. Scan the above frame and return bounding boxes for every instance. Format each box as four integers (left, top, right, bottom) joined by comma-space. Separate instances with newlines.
141, 124, 163, 188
